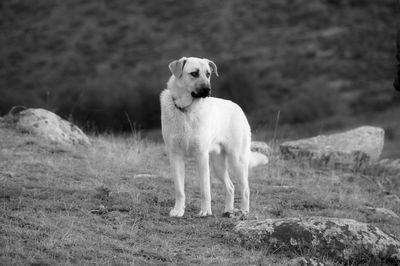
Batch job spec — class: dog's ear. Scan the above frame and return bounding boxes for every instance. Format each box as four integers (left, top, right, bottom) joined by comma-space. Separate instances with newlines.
204, 59, 219, 77
169, 57, 187, 78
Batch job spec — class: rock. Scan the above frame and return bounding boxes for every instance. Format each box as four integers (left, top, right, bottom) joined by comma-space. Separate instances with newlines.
251, 141, 273, 157
360, 206, 400, 222
280, 126, 384, 170
231, 217, 400, 263
134, 174, 158, 179
287, 257, 325, 266
15, 108, 90, 146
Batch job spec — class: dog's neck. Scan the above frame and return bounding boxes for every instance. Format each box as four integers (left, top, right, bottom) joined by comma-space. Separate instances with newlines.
167, 76, 194, 112
172, 97, 187, 112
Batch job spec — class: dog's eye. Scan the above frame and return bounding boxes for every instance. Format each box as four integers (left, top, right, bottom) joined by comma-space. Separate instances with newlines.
206, 72, 211, 78
190, 71, 199, 78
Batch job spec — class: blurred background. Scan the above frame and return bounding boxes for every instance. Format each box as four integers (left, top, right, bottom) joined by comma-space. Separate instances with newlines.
1, 0, 400, 156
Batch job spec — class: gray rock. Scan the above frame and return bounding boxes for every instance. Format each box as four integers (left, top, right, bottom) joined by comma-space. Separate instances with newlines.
360, 206, 400, 221
134, 174, 158, 179
16, 108, 90, 146
280, 126, 384, 170
251, 141, 273, 157
231, 217, 400, 263
287, 257, 325, 266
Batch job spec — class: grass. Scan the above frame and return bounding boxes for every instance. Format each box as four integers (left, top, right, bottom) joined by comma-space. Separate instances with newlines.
1, 125, 399, 265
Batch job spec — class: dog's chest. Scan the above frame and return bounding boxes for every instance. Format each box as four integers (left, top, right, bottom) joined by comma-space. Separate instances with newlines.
164, 107, 211, 153
182, 112, 208, 149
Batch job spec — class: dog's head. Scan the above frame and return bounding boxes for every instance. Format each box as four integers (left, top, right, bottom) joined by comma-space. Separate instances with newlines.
169, 57, 218, 98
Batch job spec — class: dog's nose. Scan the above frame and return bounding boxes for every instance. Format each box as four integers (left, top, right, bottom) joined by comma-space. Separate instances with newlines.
191, 87, 211, 98
198, 87, 211, 97
200, 87, 211, 94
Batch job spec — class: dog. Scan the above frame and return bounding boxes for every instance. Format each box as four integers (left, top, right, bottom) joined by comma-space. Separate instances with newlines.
160, 57, 268, 217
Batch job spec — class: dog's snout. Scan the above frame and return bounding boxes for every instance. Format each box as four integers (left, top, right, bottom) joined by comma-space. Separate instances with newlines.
191, 86, 211, 98
199, 83, 211, 92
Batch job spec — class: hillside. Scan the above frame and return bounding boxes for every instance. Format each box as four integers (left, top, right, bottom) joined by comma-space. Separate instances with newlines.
1, 125, 399, 265
1, 0, 400, 133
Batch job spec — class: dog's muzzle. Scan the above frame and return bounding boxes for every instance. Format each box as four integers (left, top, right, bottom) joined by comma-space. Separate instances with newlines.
191, 87, 211, 98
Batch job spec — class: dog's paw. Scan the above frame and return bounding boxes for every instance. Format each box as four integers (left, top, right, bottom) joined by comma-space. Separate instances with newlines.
169, 208, 185, 217
197, 209, 212, 217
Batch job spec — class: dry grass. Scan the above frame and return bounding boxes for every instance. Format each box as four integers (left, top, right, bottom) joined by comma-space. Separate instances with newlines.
1, 126, 399, 265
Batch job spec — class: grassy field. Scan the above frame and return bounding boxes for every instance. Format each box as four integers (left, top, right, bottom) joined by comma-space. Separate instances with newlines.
1, 125, 400, 265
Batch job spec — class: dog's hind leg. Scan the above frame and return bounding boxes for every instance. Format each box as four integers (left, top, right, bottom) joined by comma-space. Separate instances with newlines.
228, 153, 250, 215
169, 152, 186, 217
210, 152, 234, 214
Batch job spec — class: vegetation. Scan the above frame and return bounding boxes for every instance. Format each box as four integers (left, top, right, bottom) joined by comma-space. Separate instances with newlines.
1, 0, 400, 136
1, 126, 399, 265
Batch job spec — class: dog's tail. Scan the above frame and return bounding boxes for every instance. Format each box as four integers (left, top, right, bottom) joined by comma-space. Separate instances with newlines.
248, 141, 271, 168
249, 151, 269, 168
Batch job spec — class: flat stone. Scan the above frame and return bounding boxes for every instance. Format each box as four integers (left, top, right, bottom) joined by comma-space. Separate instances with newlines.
280, 126, 384, 170
230, 217, 400, 263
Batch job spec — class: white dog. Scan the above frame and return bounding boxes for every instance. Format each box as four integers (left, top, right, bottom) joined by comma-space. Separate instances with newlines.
160, 57, 268, 217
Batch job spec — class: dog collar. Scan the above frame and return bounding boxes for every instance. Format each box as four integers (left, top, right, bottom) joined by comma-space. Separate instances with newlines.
172, 97, 187, 112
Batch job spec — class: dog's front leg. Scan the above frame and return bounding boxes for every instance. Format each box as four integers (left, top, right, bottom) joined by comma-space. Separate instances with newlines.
169, 152, 185, 217
196, 152, 212, 216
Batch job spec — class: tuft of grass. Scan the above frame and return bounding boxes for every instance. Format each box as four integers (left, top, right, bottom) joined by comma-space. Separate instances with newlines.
1, 126, 399, 265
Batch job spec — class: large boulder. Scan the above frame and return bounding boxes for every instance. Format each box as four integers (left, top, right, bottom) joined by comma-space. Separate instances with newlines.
15, 108, 90, 146
280, 126, 384, 170
230, 217, 400, 263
